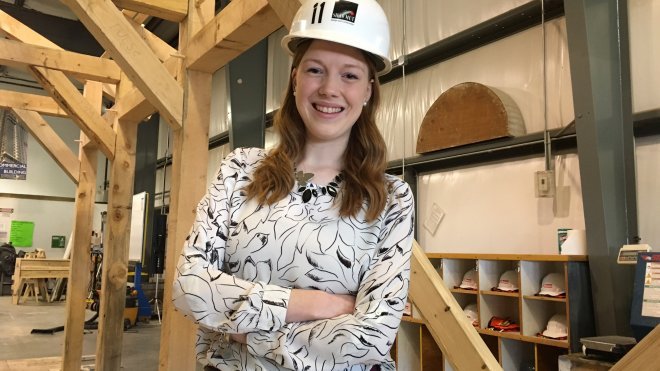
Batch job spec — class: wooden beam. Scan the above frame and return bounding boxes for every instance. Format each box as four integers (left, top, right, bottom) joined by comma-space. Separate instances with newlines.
611, 326, 660, 371
61, 0, 183, 128
0, 9, 59, 49
409, 240, 502, 371
60, 81, 100, 371
31, 67, 116, 160
10, 108, 79, 184
123, 13, 177, 63
112, 0, 187, 22
266, 0, 302, 31
159, 0, 214, 369
0, 90, 68, 117
0, 356, 95, 371
0, 38, 121, 84
185, 0, 283, 73
113, 56, 182, 124
122, 9, 151, 25
0, 9, 119, 102
95, 113, 138, 371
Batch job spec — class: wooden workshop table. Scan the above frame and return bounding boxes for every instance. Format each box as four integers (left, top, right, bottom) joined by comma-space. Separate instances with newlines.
11, 258, 70, 305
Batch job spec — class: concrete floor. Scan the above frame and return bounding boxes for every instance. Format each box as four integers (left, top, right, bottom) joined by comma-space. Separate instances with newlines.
0, 296, 205, 370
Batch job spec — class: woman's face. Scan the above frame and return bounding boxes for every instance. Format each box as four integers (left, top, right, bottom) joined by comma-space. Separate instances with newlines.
292, 40, 372, 146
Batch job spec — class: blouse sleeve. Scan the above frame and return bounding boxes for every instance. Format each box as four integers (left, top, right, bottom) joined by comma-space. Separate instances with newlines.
244, 180, 415, 370
172, 148, 292, 334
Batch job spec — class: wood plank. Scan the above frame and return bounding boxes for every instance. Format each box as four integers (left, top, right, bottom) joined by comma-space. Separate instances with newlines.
61, 0, 183, 129
185, 0, 282, 73
0, 355, 95, 371
122, 9, 151, 25
480, 290, 520, 298
0, 10, 59, 49
31, 67, 116, 160
113, 56, 183, 125
0, 8, 119, 104
401, 315, 426, 325
520, 335, 569, 348
523, 295, 566, 303
123, 14, 177, 63
159, 1, 214, 369
112, 0, 187, 22
95, 108, 138, 371
15, 259, 70, 268
425, 252, 589, 262
410, 240, 502, 371
20, 271, 70, 279
611, 325, 660, 371
266, 0, 302, 31
0, 38, 121, 84
61, 81, 100, 371
0, 90, 68, 118
10, 108, 80, 184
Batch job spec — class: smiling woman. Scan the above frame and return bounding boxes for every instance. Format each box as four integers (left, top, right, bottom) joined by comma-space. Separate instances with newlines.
172, 1, 415, 370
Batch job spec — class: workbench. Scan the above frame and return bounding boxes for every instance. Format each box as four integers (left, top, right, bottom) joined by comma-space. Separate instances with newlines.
11, 258, 70, 305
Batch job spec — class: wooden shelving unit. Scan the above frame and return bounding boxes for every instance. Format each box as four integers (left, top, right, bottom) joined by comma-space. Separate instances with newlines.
394, 253, 595, 371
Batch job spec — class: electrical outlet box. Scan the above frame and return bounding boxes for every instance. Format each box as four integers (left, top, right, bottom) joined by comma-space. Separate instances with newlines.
535, 170, 556, 198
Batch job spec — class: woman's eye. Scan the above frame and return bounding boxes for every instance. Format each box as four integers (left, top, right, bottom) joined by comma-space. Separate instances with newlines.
343, 73, 359, 80
306, 67, 322, 74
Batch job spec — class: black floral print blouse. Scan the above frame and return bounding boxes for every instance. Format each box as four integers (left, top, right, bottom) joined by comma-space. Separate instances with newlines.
173, 147, 415, 371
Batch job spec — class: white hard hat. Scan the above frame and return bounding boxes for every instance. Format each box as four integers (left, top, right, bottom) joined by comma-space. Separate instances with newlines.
463, 303, 479, 326
281, 0, 392, 75
459, 269, 478, 290
542, 314, 568, 339
538, 272, 566, 296
496, 270, 519, 291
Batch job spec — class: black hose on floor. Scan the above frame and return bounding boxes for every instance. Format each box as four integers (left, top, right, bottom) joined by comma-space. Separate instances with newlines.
30, 312, 99, 334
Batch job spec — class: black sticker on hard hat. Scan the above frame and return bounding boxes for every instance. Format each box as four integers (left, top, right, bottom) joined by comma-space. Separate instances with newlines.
332, 1, 358, 24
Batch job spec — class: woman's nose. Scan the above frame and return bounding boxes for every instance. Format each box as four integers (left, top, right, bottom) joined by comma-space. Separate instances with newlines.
318, 76, 340, 97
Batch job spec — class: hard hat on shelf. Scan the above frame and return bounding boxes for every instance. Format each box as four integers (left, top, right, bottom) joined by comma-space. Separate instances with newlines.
495, 270, 519, 292
458, 268, 478, 290
538, 272, 566, 297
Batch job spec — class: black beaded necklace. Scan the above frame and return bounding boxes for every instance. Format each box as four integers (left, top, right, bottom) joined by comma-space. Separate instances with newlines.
294, 170, 344, 203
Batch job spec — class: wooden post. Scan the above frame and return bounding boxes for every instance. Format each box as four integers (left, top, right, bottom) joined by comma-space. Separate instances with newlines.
611, 326, 660, 371
95, 74, 139, 370
158, 0, 214, 369
409, 240, 502, 371
61, 81, 102, 371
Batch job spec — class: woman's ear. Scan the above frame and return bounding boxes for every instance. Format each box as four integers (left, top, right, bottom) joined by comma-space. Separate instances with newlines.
366, 78, 373, 102
291, 68, 298, 91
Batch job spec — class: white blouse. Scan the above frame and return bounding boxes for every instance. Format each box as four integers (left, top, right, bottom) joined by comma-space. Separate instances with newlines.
173, 147, 415, 371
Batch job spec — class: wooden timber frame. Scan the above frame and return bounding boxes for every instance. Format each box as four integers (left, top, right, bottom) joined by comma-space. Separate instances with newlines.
0, 1, 654, 370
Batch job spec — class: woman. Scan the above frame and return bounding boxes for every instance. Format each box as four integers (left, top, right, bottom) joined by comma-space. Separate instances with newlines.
172, 1, 414, 370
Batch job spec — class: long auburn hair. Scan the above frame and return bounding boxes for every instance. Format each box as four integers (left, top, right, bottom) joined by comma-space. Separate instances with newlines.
245, 40, 388, 222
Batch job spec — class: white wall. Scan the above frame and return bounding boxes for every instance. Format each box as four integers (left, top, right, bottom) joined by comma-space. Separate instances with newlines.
636, 137, 660, 249
0, 197, 106, 258
155, 0, 659, 256
417, 155, 584, 254
0, 80, 109, 256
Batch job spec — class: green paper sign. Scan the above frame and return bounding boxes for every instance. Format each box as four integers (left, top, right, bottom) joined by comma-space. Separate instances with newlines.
10, 220, 34, 247
51, 235, 66, 248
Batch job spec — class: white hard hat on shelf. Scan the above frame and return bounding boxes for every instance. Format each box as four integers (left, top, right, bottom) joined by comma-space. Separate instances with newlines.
281, 0, 392, 75
463, 303, 479, 326
459, 268, 478, 290
496, 270, 519, 291
538, 272, 566, 296
542, 314, 568, 339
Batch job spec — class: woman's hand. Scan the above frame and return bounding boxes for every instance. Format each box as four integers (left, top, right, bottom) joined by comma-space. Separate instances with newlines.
285, 289, 356, 323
